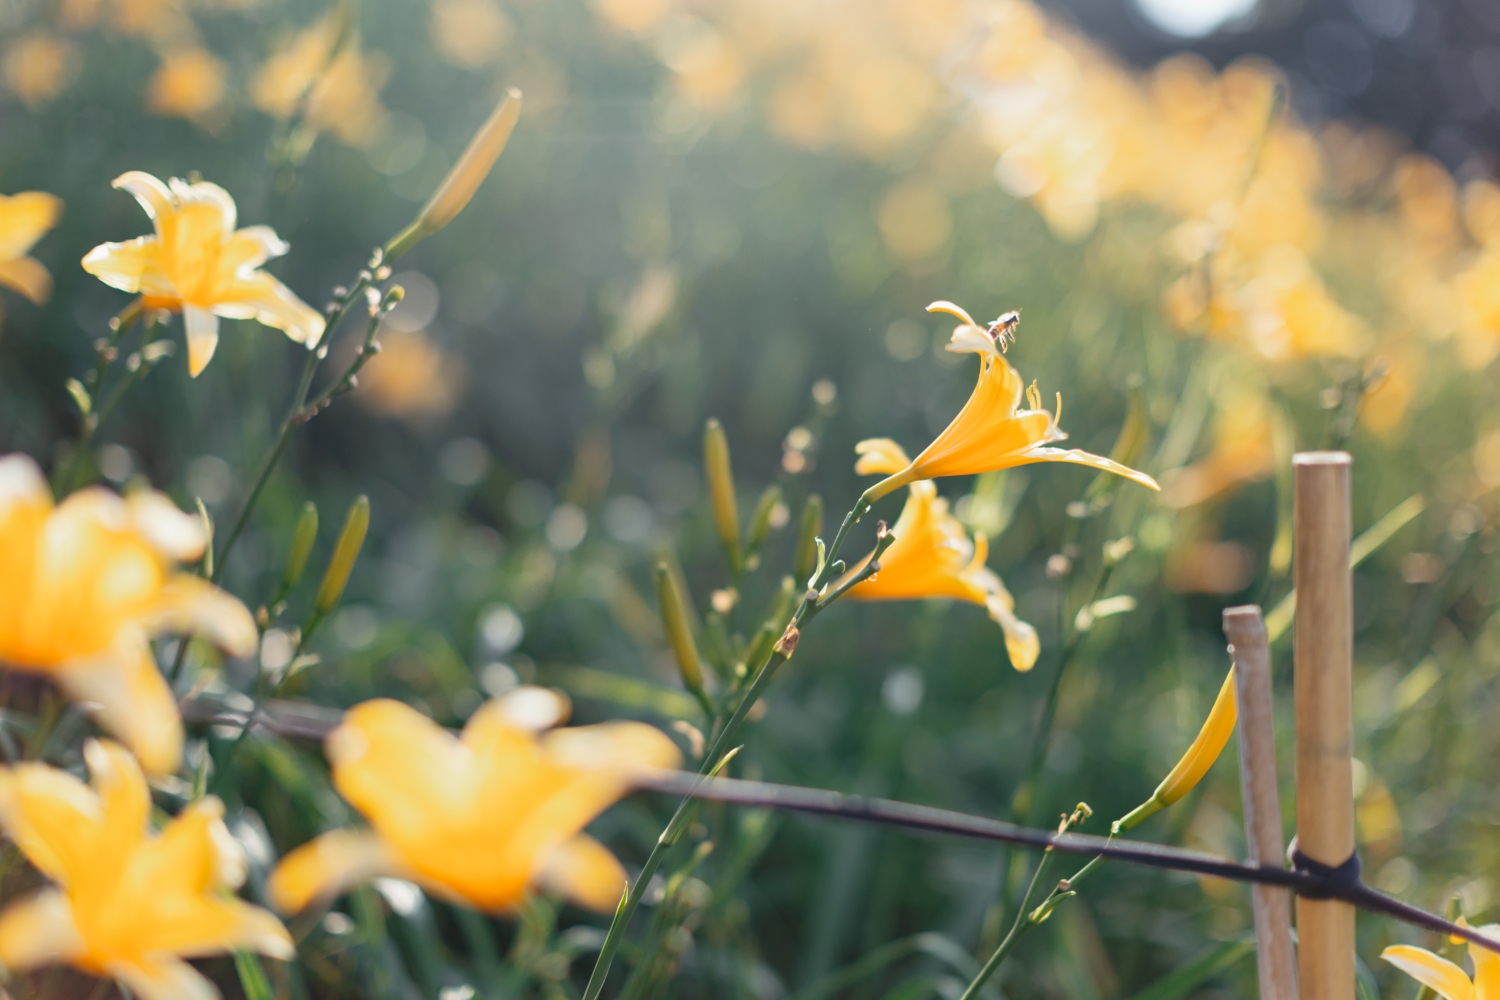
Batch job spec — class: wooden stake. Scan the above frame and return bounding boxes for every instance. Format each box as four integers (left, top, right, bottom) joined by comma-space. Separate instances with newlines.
1293, 452, 1355, 1000
1226, 605, 1298, 1000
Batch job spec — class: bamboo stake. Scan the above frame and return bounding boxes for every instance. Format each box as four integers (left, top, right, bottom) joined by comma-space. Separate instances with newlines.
1293, 452, 1355, 1000
1225, 605, 1298, 1000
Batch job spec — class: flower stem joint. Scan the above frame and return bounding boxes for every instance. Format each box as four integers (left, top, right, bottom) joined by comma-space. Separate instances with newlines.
773, 623, 800, 658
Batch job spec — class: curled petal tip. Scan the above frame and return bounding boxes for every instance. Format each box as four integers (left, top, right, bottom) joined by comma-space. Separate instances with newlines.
926, 300, 977, 326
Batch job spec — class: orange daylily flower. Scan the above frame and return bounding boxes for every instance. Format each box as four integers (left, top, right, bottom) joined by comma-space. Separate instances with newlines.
0, 454, 256, 774
1383, 922, 1500, 1000
864, 302, 1160, 501
0, 190, 62, 305
841, 440, 1040, 671
269, 688, 681, 915
0, 740, 292, 1000
81, 172, 325, 376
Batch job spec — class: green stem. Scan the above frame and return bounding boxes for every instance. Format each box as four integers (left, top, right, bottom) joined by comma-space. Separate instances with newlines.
959, 837, 1061, 1000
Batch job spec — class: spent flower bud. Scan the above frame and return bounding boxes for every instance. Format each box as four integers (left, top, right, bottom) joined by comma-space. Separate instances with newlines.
793, 494, 823, 583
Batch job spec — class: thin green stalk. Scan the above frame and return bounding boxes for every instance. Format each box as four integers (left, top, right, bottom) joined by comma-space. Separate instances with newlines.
581, 496, 892, 1000
959, 832, 1063, 1000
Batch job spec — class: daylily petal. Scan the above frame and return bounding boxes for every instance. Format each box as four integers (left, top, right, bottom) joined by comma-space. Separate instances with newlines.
168, 177, 237, 233
540, 720, 684, 774
54, 634, 183, 775
0, 763, 100, 886
984, 588, 1040, 672
533, 834, 628, 913
0, 192, 63, 259
268, 829, 406, 914
1025, 447, 1162, 491
112, 172, 173, 230
144, 575, 257, 658
926, 300, 978, 326
217, 271, 326, 346
0, 452, 50, 513
84, 739, 150, 876
0, 889, 85, 971
946, 323, 998, 356
477, 686, 571, 734
223, 225, 288, 272
110, 954, 219, 1000
1468, 924, 1500, 1000
183, 305, 220, 377
0, 256, 53, 304
81, 237, 174, 300
853, 438, 912, 477
124, 490, 206, 562
1383, 946, 1477, 1000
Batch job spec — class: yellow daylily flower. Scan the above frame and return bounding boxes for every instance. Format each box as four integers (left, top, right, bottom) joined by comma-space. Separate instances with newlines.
1115, 667, 1237, 832
0, 189, 62, 305
0, 739, 292, 1000
269, 688, 681, 915
863, 302, 1160, 501
0, 454, 256, 774
251, 16, 390, 148
81, 172, 325, 376
1383, 922, 1500, 1000
841, 440, 1040, 672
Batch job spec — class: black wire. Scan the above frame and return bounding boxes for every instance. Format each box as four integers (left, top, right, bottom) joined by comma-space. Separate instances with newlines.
638, 771, 1500, 956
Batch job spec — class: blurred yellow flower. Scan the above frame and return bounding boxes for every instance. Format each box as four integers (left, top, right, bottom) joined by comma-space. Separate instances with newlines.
1383, 924, 1500, 1000
269, 688, 681, 914
843, 441, 1039, 671
3, 34, 76, 109
1116, 667, 1236, 831
81, 172, 325, 376
1163, 379, 1272, 508
877, 182, 952, 263
251, 17, 389, 147
146, 48, 227, 126
863, 302, 1159, 501
358, 330, 463, 420
0, 740, 292, 1000
0, 454, 256, 773
430, 0, 513, 67
0, 190, 62, 305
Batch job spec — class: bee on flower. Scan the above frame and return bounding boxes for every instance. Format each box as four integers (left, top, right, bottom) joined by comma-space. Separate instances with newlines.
861, 301, 1159, 503
839, 440, 1040, 672
0, 454, 256, 774
269, 687, 681, 915
0, 739, 292, 1000
81, 172, 325, 376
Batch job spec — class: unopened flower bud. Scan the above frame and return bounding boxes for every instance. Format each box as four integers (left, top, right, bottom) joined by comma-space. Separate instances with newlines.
1114, 667, 1237, 832
656, 563, 705, 696
282, 501, 319, 592
704, 419, 742, 575
315, 495, 369, 615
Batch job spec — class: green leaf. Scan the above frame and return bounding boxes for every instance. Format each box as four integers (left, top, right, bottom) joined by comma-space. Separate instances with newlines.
1124, 940, 1253, 1000
234, 950, 275, 1000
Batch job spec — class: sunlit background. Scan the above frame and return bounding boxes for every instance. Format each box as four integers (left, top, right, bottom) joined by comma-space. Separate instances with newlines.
4, 0, 1500, 996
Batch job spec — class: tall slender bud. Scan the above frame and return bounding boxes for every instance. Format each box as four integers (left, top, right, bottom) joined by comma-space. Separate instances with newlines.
793, 494, 823, 583
704, 419, 742, 575
1114, 667, 1238, 832
282, 501, 319, 592
315, 496, 370, 615
656, 562, 705, 696
385, 88, 522, 261
745, 484, 783, 567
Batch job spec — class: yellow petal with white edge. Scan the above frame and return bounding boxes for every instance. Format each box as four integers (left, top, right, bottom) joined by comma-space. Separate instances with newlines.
219, 270, 326, 346
1025, 447, 1161, 491
926, 300, 977, 326
0, 889, 85, 971
168, 176, 237, 234
1467, 923, 1500, 1000
480, 685, 571, 734
1383, 946, 1477, 1000
854, 438, 912, 478
81, 237, 175, 300
541, 720, 683, 773
126, 490, 206, 561
183, 305, 219, 377
112, 172, 174, 228
83, 739, 149, 874
110, 954, 219, 1000
143, 575, 257, 658
0, 192, 63, 259
534, 834, 628, 913
0, 257, 53, 304
54, 632, 183, 775
0, 453, 50, 513
985, 591, 1040, 672
0, 763, 102, 886
268, 829, 405, 914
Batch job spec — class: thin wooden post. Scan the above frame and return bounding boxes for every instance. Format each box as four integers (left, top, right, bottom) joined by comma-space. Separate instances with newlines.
1293, 452, 1355, 1000
1225, 605, 1298, 1000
